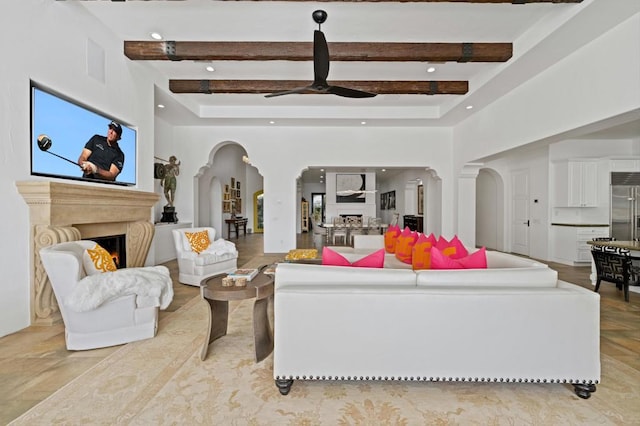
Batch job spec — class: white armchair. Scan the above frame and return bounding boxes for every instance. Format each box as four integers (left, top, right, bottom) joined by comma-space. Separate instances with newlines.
172, 227, 238, 286
39, 240, 166, 350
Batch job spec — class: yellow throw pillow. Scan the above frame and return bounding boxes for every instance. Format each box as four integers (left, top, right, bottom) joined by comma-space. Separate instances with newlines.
82, 243, 117, 275
285, 248, 318, 261
185, 230, 211, 254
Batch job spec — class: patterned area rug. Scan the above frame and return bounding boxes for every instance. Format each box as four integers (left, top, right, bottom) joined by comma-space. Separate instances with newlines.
11, 267, 640, 424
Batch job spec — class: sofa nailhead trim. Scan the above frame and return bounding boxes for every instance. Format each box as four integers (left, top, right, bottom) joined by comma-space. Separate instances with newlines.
273, 375, 600, 385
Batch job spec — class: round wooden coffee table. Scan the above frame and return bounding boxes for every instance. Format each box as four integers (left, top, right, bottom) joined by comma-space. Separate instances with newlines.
200, 266, 274, 362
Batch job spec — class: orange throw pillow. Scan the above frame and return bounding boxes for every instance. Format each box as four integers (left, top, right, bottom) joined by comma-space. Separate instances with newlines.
395, 227, 419, 264
384, 225, 401, 253
412, 233, 437, 270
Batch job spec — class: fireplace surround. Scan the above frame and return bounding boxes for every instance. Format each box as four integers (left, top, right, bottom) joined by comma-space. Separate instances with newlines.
17, 181, 160, 325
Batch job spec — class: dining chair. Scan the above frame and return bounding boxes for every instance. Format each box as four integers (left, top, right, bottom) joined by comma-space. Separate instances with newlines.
309, 214, 326, 248
368, 217, 382, 235
347, 216, 365, 246
332, 217, 348, 246
591, 245, 632, 302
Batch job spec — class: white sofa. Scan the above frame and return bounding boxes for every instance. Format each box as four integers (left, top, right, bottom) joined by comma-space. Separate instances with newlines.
274, 249, 601, 399
172, 227, 238, 286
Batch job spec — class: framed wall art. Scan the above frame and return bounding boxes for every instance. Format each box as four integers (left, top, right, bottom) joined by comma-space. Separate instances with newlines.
336, 173, 366, 203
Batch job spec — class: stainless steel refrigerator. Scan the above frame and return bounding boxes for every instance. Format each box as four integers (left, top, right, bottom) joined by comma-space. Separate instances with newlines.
610, 172, 640, 241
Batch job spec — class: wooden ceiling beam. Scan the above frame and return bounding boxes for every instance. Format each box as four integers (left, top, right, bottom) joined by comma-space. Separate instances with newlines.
258, 0, 582, 2
101, 1, 583, 3
169, 80, 469, 95
125, 41, 512, 62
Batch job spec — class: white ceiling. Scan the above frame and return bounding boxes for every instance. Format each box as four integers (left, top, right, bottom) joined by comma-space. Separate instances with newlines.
71, 0, 639, 183
71, 0, 640, 127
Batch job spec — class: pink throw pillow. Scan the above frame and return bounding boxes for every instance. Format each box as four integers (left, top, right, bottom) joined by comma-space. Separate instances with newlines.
322, 247, 385, 268
449, 235, 469, 259
430, 246, 487, 270
435, 235, 469, 259
322, 247, 351, 266
352, 249, 385, 268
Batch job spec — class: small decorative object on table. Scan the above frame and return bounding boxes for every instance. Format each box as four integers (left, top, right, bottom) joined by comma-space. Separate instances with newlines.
221, 276, 234, 287
228, 268, 259, 281
263, 264, 277, 276
234, 277, 247, 287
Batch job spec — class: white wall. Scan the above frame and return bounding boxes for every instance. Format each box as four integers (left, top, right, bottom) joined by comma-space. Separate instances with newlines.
325, 172, 377, 221
453, 12, 640, 260
454, 13, 640, 168
0, 0, 161, 336
156, 126, 455, 253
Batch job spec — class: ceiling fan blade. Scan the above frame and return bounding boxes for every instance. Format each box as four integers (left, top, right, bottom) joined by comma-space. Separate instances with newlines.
313, 30, 330, 84
327, 85, 377, 98
264, 86, 312, 98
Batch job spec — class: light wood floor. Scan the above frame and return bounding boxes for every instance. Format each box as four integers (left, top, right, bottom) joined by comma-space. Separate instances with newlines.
1, 232, 639, 424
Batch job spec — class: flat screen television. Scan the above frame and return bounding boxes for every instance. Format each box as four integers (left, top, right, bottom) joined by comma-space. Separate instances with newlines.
30, 82, 137, 186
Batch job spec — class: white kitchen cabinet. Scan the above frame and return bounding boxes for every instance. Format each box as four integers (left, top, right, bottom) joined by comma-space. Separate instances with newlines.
554, 160, 598, 207
552, 226, 609, 265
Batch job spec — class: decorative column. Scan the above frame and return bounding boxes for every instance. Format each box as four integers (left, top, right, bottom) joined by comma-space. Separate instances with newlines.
457, 163, 483, 248
33, 225, 81, 324
126, 220, 155, 267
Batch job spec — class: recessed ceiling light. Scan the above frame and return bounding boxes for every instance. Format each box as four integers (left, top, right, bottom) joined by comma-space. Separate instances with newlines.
381, 169, 386, 172
466, 105, 474, 110
157, 104, 165, 109
427, 66, 436, 73
269, 121, 275, 124
205, 65, 215, 72
320, 168, 325, 172
150, 32, 163, 40
361, 121, 367, 125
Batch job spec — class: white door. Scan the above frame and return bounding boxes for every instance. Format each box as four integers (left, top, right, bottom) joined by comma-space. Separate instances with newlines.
511, 170, 530, 256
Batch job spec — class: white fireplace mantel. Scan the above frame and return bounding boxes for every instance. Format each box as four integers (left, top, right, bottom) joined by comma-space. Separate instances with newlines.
17, 181, 160, 325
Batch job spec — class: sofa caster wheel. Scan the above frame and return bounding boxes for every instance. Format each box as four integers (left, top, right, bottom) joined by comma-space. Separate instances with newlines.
276, 379, 293, 395
573, 383, 596, 399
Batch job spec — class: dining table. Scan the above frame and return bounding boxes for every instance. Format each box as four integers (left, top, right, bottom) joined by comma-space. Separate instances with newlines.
320, 222, 388, 245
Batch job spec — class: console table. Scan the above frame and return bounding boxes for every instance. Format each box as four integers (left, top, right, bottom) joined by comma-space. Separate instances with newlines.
225, 217, 248, 238
403, 215, 424, 233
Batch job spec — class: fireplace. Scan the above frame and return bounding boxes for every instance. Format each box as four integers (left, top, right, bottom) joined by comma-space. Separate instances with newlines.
340, 214, 363, 219
93, 234, 127, 269
17, 181, 160, 325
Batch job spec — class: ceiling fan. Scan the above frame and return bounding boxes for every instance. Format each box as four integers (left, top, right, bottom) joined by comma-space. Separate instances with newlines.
265, 10, 377, 99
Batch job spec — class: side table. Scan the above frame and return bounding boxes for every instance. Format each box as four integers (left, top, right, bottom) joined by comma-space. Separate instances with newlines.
200, 265, 274, 362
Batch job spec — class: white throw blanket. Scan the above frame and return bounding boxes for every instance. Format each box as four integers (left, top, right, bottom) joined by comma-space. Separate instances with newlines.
66, 266, 174, 313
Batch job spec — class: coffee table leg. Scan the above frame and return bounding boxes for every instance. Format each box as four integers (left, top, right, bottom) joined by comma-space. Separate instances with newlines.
201, 298, 229, 361
253, 295, 274, 363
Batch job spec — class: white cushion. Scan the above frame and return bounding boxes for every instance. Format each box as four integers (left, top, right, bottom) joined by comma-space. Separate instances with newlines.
416, 266, 558, 287
275, 263, 416, 288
